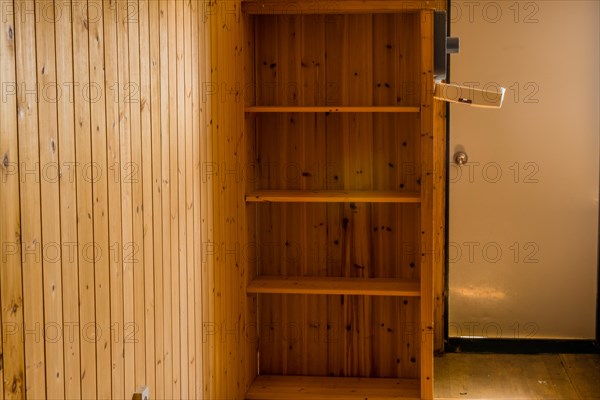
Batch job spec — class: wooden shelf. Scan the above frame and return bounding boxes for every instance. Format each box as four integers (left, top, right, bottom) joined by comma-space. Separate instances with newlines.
245, 106, 420, 113
246, 190, 421, 203
247, 276, 420, 297
246, 375, 420, 399
242, 0, 440, 15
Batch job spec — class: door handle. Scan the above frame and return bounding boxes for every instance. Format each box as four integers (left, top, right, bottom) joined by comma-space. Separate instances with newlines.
454, 152, 468, 165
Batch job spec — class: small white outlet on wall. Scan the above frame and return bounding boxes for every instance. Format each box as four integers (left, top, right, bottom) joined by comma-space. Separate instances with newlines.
132, 386, 149, 400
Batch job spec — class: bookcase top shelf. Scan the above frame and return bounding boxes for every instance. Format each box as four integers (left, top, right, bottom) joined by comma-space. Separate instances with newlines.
242, 0, 442, 15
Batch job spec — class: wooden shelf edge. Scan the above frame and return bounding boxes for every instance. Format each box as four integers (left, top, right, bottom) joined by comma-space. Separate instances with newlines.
242, 0, 441, 15
247, 276, 421, 296
245, 190, 421, 203
246, 375, 421, 399
245, 106, 420, 113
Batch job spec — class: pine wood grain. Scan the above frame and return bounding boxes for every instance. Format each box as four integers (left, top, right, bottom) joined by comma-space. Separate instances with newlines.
419, 10, 435, 399
0, 4, 26, 398
87, 1, 112, 397
34, 1, 65, 397
103, 1, 125, 397
15, 1, 46, 396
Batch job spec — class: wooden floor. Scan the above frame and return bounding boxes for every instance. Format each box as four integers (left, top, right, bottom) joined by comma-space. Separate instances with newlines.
435, 353, 600, 399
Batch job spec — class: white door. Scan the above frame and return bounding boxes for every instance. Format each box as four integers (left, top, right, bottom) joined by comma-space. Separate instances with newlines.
449, 0, 599, 339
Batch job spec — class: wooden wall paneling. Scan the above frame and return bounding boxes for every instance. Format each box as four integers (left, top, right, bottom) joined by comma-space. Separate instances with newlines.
56, 1, 83, 397
371, 13, 398, 379
103, 1, 125, 397
233, 4, 256, 394
398, 13, 421, 381
300, 15, 328, 376
158, 0, 173, 397
167, 0, 180, 396
323, 13, 345, 378
255, 15, 280, 375
87, 1, 112, 397
116, 0, 135, 394
217, 1, 243, 393
242, 10, 258, 393
14, 1, 46, 396
419, 9, 435, 399
138, 0, 156, 393
0, 13, 5, 394
183, 2, 195, 398
343, 14, 374, 377
72, 0, 98, 396
0, 2, 26, 397
1, 1, 218, 398
126, 0, 147, 389
148, 0, 164, 396
34, 0, 65, 397
210, 1, 225, 398
210, 3, 223, 396
234, 3, 253, 394
175, 0, 187, 396
201, 2, 215, 396
278, 15, 304, 376
191, 1, 203, 397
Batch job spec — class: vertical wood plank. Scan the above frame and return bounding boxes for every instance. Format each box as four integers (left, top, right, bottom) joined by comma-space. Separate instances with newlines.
87, 1, 112, 397
210, 4, 222, 393
0, 4, 6, 389
300, 15, 328, 376
158, 1, 173, 397
323, 14, 346, 378
14, 1, 46, 397
116, 0, 135, 395
34, 0, 65, 396
72, 0, 98, 396
126, 0, 147, 390
344, 14, 373, 377
103, 0, 125, 397
242, 10, 258, 394
191, 1, 205, 397
0, 1, 26, 397
420, 9, 435, 400
254, 15, 280, 376
176, 1, 189, 397
169, 1, 185, 398
167, 0, 180, 396
138, 0, 156, 393
148, 0, 164, 397
372, 13, 397, 379
136, 0, 155, 389
202, 3, 216, 396
183, 1, 195, 398
55, 0, 82, 396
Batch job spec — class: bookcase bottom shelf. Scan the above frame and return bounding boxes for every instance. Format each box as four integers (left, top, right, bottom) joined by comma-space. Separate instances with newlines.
246, 375, 420, 399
